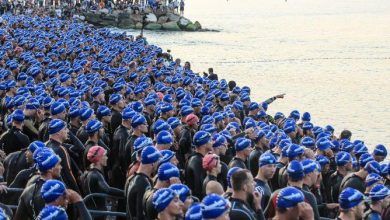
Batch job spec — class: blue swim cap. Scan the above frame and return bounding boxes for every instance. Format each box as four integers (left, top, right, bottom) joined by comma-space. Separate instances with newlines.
335, 151, 352, 166
131, 114, 146, 128
141, 146, 161, 164
339, 187, 364, 209
158, 162, 180, 181
167, 117, 181, 129
185, 203, 203, 220
153, 188, 176, 212
122, 107, 136, 120
365, 173, 383, 187
286, 144, 304, 159
48, 119, 66, 135
276, 186, 304, 208
359, 153, 374, 168
365, 161, 381, 174
170, 184, 191, 203
79, 108, 94, 121
258, 152, 277, 167
300, 136, 315, 149
234, 137, 251, 152
369, 184, 390, 201
302, 122, 313, 131
28, 141, 45, 154
160, 150, 176, 164
85, 119, 102, 134
109, 94, 122, 105
193, 131, 212, 147
35, 148, 60, 172
156, 131, 173, 145
316, 137, 333, 151
37, 205, 68, 220
302, 159, 318, 174
373, 144, 387, 157
41, 179, 66, 203
212, 134, 227, 148
202, 194, 230, 219
287, 160, 304, 181
12, 109, 25, 122
50, 101, 66, 115
96, 105, 111, 118
133, 136, 153, 153
315, 155, 330, 167
301, 112, 311, 122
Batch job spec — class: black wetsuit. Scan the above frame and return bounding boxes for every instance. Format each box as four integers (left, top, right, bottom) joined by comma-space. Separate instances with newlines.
76, 125, 88, 145
229, 197, 265, 220
9, 166, 37, 188
38, 117, 50, 142
110, 109, 122, 134
3, 149, 29, 184
125, 172, 153, 220
248, 147, 263, 177
228, 157, 248, 169
340, 173, 366, 193
111, 124, 130, 188
329, 170, 345, 203
178, 125, 193, 169
143, 188, 158, 220
0, 126, 30, 155
277, 166, 288, 189
81, 168, 124, 220
202, 174, 218, 197
123, 133, 140, 169
269, 161, 285, 191
46, 139, 80, 192
217, 161, 229, 190
254, 178, 272, 210
185, 152, 205, 200
14, 178, 46, 220
22, 116, 39, 141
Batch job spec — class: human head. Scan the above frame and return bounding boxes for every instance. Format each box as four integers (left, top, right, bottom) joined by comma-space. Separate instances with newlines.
158, 162, 181, 185
258, 152, 277, 180
368, 184, 390, 210
153, 188, 183, 218
170, 184, 193, 213
87, 146, 107, 167
202, 194, 230, 220
338, 187, 365, 219
41, 179, 68, 208
202, 154, 221, 175
193, 131, 213, 154
234, 137, 252, 158
48, 119, 69, 143
275, 186, 305, 219
35, 148, 62, 178
231, 170, 255, 197
37, 206, 68, 220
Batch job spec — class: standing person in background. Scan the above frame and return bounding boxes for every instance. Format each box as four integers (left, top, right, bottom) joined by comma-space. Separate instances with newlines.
179, 0, 184, 16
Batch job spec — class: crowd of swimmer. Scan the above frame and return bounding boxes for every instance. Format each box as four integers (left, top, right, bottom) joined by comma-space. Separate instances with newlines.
0, 14, 389, 220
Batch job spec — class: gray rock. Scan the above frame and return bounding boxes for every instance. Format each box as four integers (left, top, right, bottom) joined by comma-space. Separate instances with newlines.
178, 17, 191, 28
162, 21, 181, 31
167, 13, 181, 22
158, 16, 169, 24
146, 13, 157, 23
145, 23, 162, 30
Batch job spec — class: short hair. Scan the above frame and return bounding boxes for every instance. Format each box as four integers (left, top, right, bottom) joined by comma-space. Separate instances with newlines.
340, 130, 352, 140
208, 68, 213, 73
231, 169, 251, 191
228, 81, 236, 91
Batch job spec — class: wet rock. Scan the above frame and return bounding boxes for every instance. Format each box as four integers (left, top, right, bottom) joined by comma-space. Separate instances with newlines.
145, 23, 162, 30
158, 16, 169, 24
146, 13, 157, 23
162, 21, 181, 31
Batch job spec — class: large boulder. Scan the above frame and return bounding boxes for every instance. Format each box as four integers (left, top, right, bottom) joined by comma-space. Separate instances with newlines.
130, 14, 143, 23
118, 12, 131, 19
118, 19, 135, 29
194, 21, 202, 30
167, 13, 181, 22
135, 22, 143, 29
158, 16, 169, 24
185, 23, 197, 31
145, 23, 162, 30
178, 17, 191, 28
145, 13, 157, 23
162, 21, 181, 31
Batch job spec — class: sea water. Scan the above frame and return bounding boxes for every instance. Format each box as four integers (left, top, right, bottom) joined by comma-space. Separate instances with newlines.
115, 0, 390, 150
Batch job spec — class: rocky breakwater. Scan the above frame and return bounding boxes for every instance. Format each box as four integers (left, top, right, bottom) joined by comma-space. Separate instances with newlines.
83, 8, 202, 31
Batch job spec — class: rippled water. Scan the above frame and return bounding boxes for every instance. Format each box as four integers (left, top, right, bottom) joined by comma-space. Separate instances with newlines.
115, 0, 390, 149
